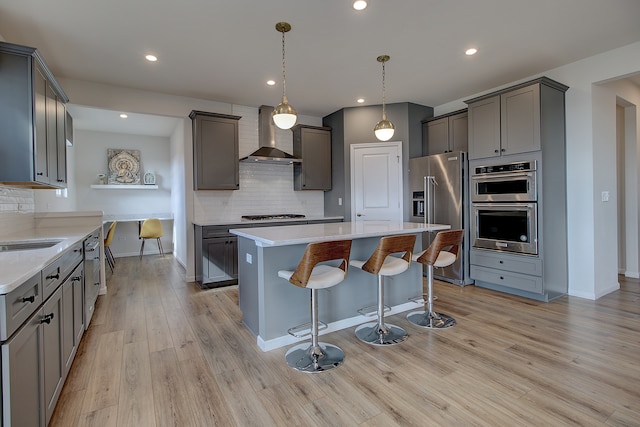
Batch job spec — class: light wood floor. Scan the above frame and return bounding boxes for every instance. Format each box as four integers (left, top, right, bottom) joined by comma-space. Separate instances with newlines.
50, 255, 640, 426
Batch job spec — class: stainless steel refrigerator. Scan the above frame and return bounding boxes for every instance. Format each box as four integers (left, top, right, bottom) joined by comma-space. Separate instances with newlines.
409, 151, 472, 286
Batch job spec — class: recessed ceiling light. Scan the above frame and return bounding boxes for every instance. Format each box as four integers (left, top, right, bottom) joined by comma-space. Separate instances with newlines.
353, 0, 367, 10
145, 54, 158, 62
119, 114, 128, 119
465, 48, 478, 56
357, 98, 365, 104
266, 80, 276, 86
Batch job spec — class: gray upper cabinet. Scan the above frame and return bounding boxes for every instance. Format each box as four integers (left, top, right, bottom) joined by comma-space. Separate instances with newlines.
0, 41, 69, 188
467, 79, 566, 160
423, 110, 467, 155
190, 110, 241, 190
292, 125, 332, 191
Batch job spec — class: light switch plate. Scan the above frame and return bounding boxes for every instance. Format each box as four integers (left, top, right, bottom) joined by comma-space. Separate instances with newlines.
601, 191, 610, 202
246, 253, 252, 264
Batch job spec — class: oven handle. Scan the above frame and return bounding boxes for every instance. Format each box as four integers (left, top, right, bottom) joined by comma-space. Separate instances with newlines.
471, 172, 535, 181
472, 202, 536, 209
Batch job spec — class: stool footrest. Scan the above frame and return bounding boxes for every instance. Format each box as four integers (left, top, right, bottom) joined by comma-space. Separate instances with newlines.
288, 321, 328, 338
357, 304, 390, 317
408, 295, 438, 304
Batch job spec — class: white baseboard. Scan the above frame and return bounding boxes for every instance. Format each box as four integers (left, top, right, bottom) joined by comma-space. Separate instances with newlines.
256, 301, 421, 352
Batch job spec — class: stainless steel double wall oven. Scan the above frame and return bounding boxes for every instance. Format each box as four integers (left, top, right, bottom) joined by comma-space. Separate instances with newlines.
471, 160, 538, 255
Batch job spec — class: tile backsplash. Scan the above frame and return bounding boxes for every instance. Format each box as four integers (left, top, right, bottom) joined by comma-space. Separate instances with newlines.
0, 185, 35, 237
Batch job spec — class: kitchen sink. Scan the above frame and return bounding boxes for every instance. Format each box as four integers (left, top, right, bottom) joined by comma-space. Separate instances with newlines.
0, 240, 62, 252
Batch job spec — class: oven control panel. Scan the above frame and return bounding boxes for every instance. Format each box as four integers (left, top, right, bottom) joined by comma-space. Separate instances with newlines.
474, 161, 535, 175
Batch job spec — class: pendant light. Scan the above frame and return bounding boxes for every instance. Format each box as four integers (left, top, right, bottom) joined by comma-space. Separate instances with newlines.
272, 22, 297, 130
374, 55, 395, 141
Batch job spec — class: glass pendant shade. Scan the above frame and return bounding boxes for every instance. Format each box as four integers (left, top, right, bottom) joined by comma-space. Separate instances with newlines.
273, 96, 298, 129
374, 119, 395, 141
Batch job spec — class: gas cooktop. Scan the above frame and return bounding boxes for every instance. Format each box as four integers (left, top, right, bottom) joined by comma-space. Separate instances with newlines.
241, 214, 306, 221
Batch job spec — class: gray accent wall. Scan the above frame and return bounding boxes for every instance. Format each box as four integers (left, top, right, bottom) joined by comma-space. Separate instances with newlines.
322, 102, 433, 221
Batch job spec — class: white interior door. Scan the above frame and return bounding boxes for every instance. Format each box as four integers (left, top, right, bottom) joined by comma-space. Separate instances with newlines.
351, 142, 403, 222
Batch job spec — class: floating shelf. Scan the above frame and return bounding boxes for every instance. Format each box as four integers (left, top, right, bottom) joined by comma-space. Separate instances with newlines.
90, 185, 158, 190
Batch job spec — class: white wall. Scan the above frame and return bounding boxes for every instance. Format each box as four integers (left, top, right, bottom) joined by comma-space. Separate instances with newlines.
600, 79, 640, 279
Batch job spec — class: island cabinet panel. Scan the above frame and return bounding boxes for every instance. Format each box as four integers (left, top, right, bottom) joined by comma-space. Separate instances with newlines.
422, 110, 467, 155
0, 41, 68, 189
292, 125, 332, 190
190, 110, 241, 190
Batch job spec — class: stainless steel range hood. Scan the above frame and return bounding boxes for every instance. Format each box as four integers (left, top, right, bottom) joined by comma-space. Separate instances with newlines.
240, 105, 301, 164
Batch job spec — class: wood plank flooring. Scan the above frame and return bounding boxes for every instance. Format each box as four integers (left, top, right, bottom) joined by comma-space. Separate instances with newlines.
51, 255, 640, 426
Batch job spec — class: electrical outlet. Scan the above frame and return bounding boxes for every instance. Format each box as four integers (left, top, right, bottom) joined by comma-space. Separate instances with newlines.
338, 197, 342, 206
601, 191, 610, 202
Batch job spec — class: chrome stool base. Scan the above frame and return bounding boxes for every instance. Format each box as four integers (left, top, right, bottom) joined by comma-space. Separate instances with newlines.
285, 342, 345, 373
355, 322, 408, 346
406, 310, 456, 329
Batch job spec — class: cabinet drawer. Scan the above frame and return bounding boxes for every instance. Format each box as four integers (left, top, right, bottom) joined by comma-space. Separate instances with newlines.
470, 250, 542, 276
471, 265, 543, 294
42, 243, 83, 301
0, 272, 43, 340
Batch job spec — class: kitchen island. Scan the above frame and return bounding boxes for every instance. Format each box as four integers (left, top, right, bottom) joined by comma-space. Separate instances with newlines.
230, 221, 450, 351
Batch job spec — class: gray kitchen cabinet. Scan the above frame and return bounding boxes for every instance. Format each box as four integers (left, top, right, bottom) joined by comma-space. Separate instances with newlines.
0, 41, 69, 188
292, 125, 332, 190
190, 110, 241, 190
466, 77, 569, 301
466, 78, 567, 160
1, 238, 85, 426
422, 110, 468, 155
195, 225, 238, 288
42, 285, 64, 426
1, 309, 43, 427
84, 229, 101, 328
62, 263, 83, 378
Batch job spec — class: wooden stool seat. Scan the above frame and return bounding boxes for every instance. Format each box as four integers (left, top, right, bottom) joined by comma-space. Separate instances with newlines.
278, 239, 352, 373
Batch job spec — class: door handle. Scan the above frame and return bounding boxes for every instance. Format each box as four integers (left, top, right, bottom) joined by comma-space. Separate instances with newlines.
357, 213, 364, 217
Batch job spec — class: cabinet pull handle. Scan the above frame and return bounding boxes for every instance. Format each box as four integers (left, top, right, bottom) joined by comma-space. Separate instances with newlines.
41, 313, 55, 324
37, 172, 44, 176
22, 295, 35, 303
72, 276, 82, 281
47, 273, 60, 280
501, 148, 506, 152
499, 260, 503, 264
94, 282, 100, 286
57, 179, 64, 182
86, 248, 95, 252
494, 149, 499, 153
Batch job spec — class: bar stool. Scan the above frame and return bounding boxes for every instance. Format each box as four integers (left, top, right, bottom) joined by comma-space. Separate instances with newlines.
407, 229, 464, 329
349, 234, 416, 346
278, 239, 352, 373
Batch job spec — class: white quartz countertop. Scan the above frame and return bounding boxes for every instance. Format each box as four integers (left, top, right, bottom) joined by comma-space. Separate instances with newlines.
230, 221, 450, 247
0, 224, 100, 294
193, 216, 343, 227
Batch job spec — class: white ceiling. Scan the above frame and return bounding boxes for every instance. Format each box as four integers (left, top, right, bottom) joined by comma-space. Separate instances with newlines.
2, 0, 640, 135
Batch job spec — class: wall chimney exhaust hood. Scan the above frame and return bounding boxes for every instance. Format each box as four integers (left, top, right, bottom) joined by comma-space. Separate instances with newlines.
240, 105, 301, 164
